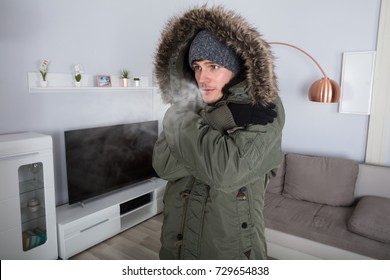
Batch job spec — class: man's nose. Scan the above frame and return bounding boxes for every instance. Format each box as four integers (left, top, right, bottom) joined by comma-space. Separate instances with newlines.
199, 72, 210, 86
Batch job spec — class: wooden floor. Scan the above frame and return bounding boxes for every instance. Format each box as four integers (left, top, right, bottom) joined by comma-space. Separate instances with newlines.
69, 213, 275, 260
70, 213, 163, 260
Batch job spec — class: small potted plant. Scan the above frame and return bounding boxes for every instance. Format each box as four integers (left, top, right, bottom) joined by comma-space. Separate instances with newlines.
133, 77, 140, 87
39, 59, 49, 87
74, 64, 83, 87
120, 69, 130, 87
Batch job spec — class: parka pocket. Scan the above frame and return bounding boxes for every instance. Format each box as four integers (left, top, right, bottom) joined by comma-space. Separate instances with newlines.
160, 176, 194, 259
175, 189, 191, 258
236, 186, 254, 258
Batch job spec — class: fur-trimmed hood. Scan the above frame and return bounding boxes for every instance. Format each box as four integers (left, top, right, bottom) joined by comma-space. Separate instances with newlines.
154, 6, 278, 105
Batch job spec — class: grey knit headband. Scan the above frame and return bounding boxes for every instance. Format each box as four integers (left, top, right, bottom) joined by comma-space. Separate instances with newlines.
188, 30, 241, 74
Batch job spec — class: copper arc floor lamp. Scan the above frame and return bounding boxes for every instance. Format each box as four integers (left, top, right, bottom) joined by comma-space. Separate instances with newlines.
269, 42, 340, 103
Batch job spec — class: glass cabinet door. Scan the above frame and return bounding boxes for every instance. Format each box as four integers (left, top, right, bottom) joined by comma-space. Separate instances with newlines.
18, 162, 47, 251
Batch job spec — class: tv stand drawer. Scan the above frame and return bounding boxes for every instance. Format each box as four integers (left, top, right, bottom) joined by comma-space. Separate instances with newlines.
57, 205, 120, 259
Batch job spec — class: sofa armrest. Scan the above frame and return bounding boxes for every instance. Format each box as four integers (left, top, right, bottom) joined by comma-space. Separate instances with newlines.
355, 164, 390, 199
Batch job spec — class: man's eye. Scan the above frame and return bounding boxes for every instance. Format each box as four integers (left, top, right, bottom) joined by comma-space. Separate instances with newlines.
211, 64, 220, 70
193, 65, 201, 71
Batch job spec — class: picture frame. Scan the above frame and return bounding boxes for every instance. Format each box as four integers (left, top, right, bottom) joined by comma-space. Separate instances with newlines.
96, 75, 112, 87
339, 51, 375, 115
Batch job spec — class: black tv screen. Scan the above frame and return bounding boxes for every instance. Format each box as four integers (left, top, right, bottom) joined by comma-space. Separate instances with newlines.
64, 120, 158, 205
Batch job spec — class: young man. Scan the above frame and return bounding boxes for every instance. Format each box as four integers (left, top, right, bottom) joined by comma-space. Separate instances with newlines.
153, 6, 285, 260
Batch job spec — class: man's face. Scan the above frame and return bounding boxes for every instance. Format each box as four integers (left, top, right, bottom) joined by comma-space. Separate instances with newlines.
192, 60, 235, 104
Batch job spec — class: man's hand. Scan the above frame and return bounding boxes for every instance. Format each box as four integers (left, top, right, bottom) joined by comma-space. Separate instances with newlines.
228, 102, 277, 126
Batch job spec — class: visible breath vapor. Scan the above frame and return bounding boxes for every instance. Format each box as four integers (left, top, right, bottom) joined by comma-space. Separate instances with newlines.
168, 76, 204, 108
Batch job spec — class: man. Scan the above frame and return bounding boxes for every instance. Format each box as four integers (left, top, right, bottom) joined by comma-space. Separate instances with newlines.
152, 6, 285, 259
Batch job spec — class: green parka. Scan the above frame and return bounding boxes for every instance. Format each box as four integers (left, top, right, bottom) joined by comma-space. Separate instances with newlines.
153, 6, 285, 260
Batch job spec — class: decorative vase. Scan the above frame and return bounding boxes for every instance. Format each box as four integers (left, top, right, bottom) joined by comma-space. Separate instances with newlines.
134, 79, 140, 87
122, 78, 129, 87
27, 197, 40, 213
40, 81, 47, 87
75, 81, 81, 87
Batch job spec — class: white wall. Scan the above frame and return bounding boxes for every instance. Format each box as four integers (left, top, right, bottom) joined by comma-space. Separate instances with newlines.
0, 0, 381, 205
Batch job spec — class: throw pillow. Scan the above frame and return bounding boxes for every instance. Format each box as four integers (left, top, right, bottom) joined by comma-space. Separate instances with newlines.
348, 196, 390, 243
282, 153, 358, 206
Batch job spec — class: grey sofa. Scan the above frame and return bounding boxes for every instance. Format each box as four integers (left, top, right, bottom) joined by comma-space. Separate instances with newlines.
264, 153, 390, 259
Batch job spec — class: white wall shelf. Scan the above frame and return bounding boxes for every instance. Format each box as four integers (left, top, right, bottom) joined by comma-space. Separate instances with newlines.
28, 72, 156, 93
29, 86, 157, 94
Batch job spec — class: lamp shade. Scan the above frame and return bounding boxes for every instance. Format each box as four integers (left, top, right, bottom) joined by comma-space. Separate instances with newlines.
309, 77, 340, 103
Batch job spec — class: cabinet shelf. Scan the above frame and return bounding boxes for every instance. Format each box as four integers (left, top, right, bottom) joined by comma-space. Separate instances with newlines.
19, 180, 44, 194
21, 207, 46, 224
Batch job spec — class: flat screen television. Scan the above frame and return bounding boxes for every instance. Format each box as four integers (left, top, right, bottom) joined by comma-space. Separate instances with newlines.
64, 120, 158, 205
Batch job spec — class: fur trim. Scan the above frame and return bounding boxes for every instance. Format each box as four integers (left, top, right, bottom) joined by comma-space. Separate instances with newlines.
154, 5, 278, 105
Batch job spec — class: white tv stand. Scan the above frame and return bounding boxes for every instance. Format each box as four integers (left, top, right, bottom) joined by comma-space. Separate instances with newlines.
56, 178, 166, 259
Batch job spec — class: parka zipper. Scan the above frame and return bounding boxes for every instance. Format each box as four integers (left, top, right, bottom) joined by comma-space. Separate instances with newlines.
176, 189, 191, 258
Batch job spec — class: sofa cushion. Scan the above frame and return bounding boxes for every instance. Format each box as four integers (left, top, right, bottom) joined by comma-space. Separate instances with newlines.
348, 196, 390, 243
266, 154, 285, 194
265, 192, 390, 259
282, 153, 358, 206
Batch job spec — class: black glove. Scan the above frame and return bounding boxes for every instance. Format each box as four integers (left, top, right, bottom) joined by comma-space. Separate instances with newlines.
227, 102, 277, 126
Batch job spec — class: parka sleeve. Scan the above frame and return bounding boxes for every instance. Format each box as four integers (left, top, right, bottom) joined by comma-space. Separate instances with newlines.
162, 97, 285, 193
152, 130, 191, 181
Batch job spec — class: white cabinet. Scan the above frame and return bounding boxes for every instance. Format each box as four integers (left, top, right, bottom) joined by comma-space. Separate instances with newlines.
56, 178, 166, 259
0, 132, 58, 259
